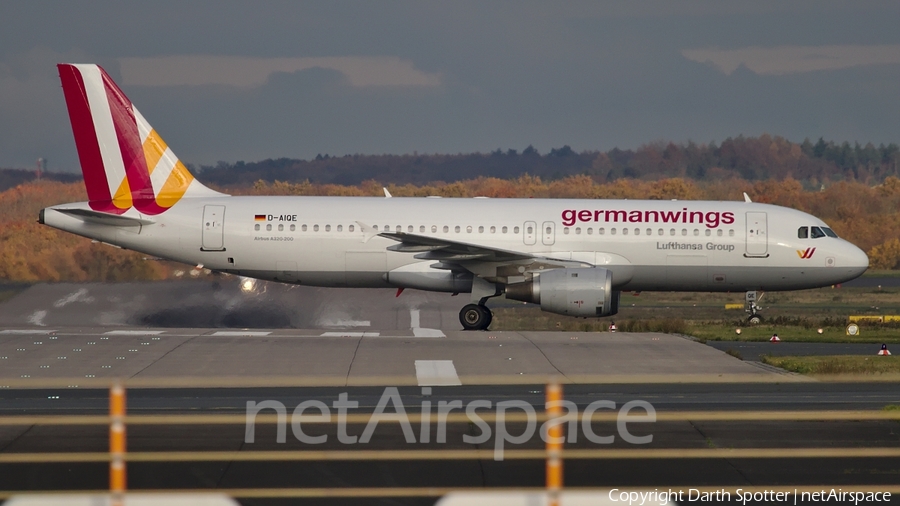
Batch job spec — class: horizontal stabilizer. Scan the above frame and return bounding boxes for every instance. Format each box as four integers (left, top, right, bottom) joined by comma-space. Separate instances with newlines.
52, 208, 154, 227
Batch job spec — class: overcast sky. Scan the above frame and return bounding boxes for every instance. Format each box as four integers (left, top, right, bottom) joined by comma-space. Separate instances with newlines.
1, 1, 898, 172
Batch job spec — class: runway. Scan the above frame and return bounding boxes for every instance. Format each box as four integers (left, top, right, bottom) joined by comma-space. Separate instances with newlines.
0, 327, 772, 386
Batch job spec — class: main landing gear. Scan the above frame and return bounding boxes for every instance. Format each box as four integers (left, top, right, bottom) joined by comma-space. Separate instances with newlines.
460, 304, 493, 331
459, 277, 499, 331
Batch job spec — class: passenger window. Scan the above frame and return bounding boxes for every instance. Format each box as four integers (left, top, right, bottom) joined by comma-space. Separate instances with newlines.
337, 225, 342, 232
611, 228, 617, 235
254, 224, 260, 231
575, 227, 581, 235
479, 226, 484, 233
455, 225, 461, 233
823, 227, 838, 238
348, 224, 355, 232
432, 225, 437, 233
490, 226, 496, 233
302, 224, 308, 232
622, 228, 628, 235
693, 229, 699, 236
681, 229, 687, 236
546, 226, 552, 235
526, 226, 533, 234
371, 225, 376, 231
278, 224, 284, 231
290, 224, 296, 232
705, 229, 711, 236
466, 226, 472, 233
563, 227, 570, 235
657, 229, 663, 235
647, 228, 652, 236
408, 225, 413, 233
267, 224, 273, 231
716, 229, 722, 237
502, 226, 508, 234
420, 225, 425, 233
729, 229, 734, 237
325, 224, 330, 232
811, 226, 826, 239
634, 228, 640, 235
599, 227, 605, 235
587, 228, 593, 235
514, 226, 520, 234
384, 225, 390, 231
397, 225, 402, 232
798, 226, 809, 239
443, 226, 449, 233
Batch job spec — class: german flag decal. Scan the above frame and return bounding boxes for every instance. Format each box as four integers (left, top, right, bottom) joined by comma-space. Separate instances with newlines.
254, 214, 266, 221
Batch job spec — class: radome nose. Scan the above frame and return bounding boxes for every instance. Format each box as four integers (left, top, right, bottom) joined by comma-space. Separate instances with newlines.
844, 241, 869, 277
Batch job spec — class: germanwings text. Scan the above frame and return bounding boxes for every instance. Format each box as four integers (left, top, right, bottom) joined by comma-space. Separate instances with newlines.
561, 209, 736, 229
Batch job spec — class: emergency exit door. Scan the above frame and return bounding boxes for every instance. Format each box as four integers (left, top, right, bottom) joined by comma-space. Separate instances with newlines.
202, 205, 226, 251
745, 211, 767, 256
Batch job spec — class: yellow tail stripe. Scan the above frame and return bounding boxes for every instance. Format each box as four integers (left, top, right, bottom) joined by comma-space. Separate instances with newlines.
155, 161, 194, 208
141, 129, 168, 176
112, 177, 132, 209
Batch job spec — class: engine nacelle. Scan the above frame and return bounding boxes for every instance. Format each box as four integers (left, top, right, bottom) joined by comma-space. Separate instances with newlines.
505, 267, 619, 317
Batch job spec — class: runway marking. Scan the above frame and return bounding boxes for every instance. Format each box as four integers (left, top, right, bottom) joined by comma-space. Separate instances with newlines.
0, 330, 58, 335
415, 360, 462, 386
321, 332, 381, 337
104, 330, 165, 335
409, 309, 446, 338
209, 331, 272, 336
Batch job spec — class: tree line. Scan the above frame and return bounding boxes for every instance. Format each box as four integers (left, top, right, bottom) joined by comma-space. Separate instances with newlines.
192, 135, 900, 189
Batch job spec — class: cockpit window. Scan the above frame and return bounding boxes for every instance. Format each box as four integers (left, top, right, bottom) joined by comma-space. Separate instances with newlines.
810, 226, 826, 238
797, 226, 808, 239
823, 227, 838, 238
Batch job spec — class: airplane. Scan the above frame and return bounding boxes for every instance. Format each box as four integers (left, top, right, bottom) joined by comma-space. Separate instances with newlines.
39, 64, 869, 330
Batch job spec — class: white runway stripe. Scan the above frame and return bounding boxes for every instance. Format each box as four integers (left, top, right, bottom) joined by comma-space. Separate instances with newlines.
104, 330, 165, 335
209, 331, 272, 336
415, 360, 462, 386
0, 330, 57, 334
321, 332, 380, 337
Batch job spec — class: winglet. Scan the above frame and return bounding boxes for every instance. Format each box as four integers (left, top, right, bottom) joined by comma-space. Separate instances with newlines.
743, 192, 752, 203
383, 187, 392, 198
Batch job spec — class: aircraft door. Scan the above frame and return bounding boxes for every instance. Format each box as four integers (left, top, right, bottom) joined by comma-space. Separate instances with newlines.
745, 211, 768, 256
202, 205, 226, 251
523, 221, 537, 245
542, 221, 555, 245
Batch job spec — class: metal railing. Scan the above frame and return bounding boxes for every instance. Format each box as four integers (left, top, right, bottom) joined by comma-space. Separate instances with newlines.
0, 375, 898, 502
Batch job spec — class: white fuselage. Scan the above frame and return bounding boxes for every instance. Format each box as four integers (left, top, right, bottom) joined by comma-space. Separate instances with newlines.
43, 196, 868, 293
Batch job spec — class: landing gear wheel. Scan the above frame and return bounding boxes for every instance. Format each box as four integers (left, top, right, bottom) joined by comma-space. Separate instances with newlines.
748, 314, 763, 325
460, 304, 492, 331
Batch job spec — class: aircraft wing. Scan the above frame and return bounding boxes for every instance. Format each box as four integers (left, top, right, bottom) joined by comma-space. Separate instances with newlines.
378, 232, 586, 268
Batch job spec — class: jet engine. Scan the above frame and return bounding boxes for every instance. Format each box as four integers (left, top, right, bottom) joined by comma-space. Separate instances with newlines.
505, 267, 619, 317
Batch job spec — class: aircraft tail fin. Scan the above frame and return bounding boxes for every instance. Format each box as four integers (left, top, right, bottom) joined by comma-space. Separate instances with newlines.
57, 63, 224, 216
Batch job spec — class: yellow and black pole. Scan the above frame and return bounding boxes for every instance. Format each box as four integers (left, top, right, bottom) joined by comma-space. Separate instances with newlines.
110, 382, 126, 505
546, 381, 563, 506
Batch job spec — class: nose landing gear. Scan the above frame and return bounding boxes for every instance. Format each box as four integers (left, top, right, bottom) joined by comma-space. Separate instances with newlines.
460, 304, 493, 331
746, 291, 764, 324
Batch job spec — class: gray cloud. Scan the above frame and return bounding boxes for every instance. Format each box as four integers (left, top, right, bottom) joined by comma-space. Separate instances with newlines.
119, 55, 442, 88
683, 45, 900, 75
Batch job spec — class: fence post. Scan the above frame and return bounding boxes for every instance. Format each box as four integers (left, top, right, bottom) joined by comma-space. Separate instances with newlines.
110, 382, 126, 505
546, 381, 563, 506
